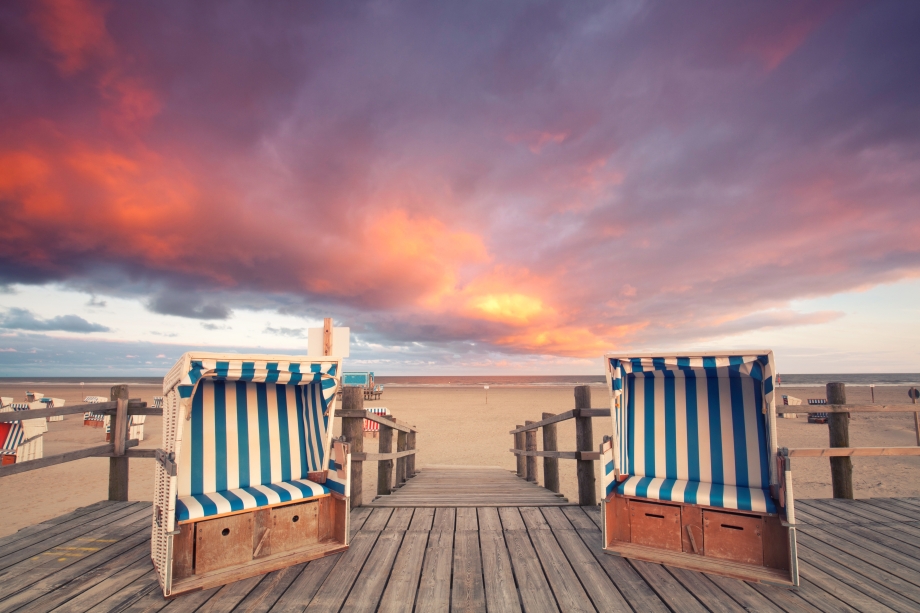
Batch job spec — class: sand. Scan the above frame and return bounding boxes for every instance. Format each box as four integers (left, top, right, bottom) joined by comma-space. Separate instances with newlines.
1, 381, 918, 538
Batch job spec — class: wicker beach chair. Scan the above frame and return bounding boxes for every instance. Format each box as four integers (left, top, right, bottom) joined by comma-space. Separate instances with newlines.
83, 396, 108, 428
152, 353, 352, 597
600, 352, 798, 585
36, 397, 65, 421
364, 407, 390, 437
806, 398, 828, 424
0, 402, 47, 464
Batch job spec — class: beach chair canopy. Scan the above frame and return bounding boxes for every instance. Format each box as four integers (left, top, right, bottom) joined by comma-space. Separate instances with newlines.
605, 352, 778, 514
0, 403, 47, 455
161, 353, 343, 523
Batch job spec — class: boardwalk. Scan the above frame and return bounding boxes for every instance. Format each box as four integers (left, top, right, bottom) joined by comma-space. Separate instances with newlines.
2, 479, 920, 611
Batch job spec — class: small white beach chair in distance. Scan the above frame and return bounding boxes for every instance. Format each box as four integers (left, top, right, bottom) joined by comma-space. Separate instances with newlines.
152, 353, 352, 597
83, 396, 108, 428
35, 397, 65, 422
1, 402, 48, 464
601, 351, 798, 585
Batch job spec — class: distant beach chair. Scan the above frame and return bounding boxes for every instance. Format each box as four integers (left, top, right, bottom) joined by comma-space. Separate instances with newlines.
36, 397, 65, 422
601, 352, 798, 585
780, 394, 802, 419
0, 402, 47, 464
807, 399, 828, 424
83, 396, 108, 428
152, 353, 351, 597
364, 407, 390, 437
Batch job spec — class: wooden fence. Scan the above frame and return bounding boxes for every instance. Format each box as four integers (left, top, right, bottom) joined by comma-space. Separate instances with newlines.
509, 385, 608, 506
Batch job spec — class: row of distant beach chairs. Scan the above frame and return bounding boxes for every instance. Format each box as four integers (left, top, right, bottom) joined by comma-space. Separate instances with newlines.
0, 393, 64, 464
781, 395, 830, 423
82, 396, 161, 442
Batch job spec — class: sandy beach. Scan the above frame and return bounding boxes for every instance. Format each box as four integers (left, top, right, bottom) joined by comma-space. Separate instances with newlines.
1, 381, 918, 538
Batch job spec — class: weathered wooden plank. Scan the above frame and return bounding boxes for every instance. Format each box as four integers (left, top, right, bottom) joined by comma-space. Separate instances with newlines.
377, 531, 429, 613
705, 573, 786, 613
181, 574, 263, 613
268, 555, 339, 613
123, 586, 220, 613
455, 507, 478, 531
304, 530, 380, 611
350, 506, 374, 535
628, 559, 708, 613
498, 507, 527, 531
547, 521, 633, 612
787, 447, 920, 457
408, 507, 434, 532
452, 530, 486, 613
801, 524, 920, 576
798, 552, 914, 613
431, 508, 456, 533
796, 501, 853, 524
848, 524, 920, 561
503, 529, 559, 613
384, 507, 414, 532
872, 498, 920, 520
665, 567, 746, 613
361, 508, 395, 532
415, 529, 454, 613
228, 563, 306, 613
788, 577, 863, 613
479, 529, 522, 613
806, 499, 890, 524
876, 523, 920, 549
798, 528, 920, 586
83, 570, 158, 613
8, 541, 150, 613
559, 506, 600, 532
477, 507, 503, 532
747, 580, 830, 613
0, 501, 147, 567
0, 501, 116, 549
341, 530, 404, 613
518, 507, 551, 531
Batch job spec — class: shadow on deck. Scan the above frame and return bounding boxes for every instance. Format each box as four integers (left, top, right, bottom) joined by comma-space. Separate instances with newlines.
2, 491, 920, 611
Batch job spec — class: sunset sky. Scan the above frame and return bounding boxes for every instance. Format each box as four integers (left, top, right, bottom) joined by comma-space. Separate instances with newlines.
1, 1, 919, 375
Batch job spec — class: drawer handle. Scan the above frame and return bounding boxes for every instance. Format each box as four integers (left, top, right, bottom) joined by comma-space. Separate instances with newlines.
222, 528, 230, 536
645, 513, 665, 519
721, 524, 744, 531
292, 515, 300, 523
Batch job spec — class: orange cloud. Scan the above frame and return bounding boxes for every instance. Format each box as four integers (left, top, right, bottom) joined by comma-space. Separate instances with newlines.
30, 0, 113, 75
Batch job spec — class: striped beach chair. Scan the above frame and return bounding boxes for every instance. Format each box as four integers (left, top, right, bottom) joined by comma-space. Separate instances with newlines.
0, 402, 47, 464
37, 397, 65, 422
807, 398, 828, 424
83, 396, 108, 428
152, 352, 351, 597
601, 352, 798, 585
780, 394, 802, 419
364, 407, 390, 436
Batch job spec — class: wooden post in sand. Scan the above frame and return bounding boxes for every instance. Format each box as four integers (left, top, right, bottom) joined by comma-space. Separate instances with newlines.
396, 430, 408, 486
342, 387, 364, 507
407, 430, 416, 477
910, 388, 920, 446
575, 385, 597, 506
514, 426, 526, 479
524, 420, 537, 482
542, 412, 560, 493
378, 419, 393, 496
108, 384, 130, 501
827, 382, 854, 499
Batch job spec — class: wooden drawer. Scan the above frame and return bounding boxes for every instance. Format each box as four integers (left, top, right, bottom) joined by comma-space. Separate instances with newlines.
195, 513, 253, 574
703, 510, 763, 565
272, 500, 320, 554
629, 500, 682, 551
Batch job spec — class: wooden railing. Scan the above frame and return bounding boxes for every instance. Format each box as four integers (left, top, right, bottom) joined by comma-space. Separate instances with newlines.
337, 387, 418, 508
509, 385, 608, 506
782, 382, 920, 499
0, 385, 157, 501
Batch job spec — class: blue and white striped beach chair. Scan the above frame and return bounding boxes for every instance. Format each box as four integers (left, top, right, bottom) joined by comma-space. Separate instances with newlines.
152, 352, 351, 597
36, 397, 65, 422
601, 351, 798, 585
83, 396, 108, 428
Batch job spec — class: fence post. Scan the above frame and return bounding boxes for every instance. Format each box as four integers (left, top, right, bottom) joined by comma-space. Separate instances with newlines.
396, 430, 408, 486
525, 421, 537, 483
108, 384, 130, 501
574, 385, 596, 506
342, 387, 364, 507
407, 430, 416, 477
826, 382, 853, 499
542, 412, 559, 493
514, 426, 526, 478
377, 419, 393, 496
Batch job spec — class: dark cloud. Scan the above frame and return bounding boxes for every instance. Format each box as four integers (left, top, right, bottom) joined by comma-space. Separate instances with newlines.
0, 308, 110, 333
265, 326, 306, 338
147, 294, 230, 320
0, 1, 918, 358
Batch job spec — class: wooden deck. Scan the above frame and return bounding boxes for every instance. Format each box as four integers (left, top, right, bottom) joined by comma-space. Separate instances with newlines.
366, 465, 570, 507
3, 488, 920, 611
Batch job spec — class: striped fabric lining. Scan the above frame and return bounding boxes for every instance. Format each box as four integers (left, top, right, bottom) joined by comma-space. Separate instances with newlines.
615, 476, 776, 513
607, 354, 778, 514
600, 438, 616, 498
0, 422, 24, 454
176, 478, 329, 522
177, 379, 332, 500
176, 360, 338, 400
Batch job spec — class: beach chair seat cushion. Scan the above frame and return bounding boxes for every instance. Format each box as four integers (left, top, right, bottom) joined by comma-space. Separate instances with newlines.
615, 475, 777, 514
176, 478, 330, 522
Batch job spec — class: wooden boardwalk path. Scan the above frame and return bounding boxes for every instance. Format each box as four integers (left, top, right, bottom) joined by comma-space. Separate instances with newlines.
3, 486, 920, 610
367, 465, 570, 507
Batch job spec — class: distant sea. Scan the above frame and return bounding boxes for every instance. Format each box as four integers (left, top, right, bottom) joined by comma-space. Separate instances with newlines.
1, 374, 918, 388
